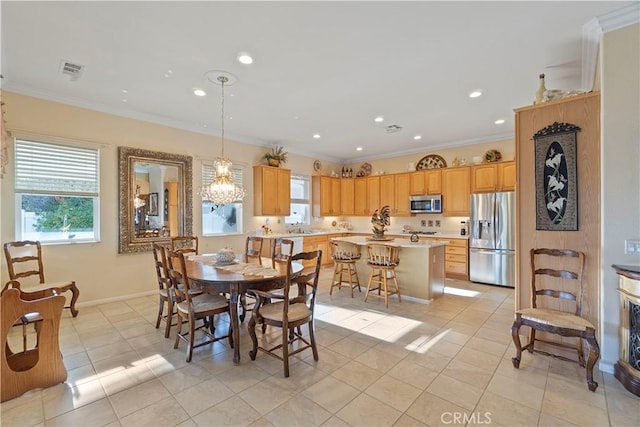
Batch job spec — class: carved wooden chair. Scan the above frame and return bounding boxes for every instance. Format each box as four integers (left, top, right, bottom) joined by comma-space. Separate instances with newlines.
1, 282, 67, 402
166, 249, 232, 362
3, 240, 80, 317
270, 237, 294, 269
511, 248, 600, 391
329, 240, 362, 297
248, 250, 322, 377
171, 236, 199, 255
364, 244, 401, 308
240, 236, 264, 322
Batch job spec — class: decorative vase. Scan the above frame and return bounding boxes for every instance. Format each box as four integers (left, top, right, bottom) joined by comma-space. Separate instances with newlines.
268, 158, 280, 167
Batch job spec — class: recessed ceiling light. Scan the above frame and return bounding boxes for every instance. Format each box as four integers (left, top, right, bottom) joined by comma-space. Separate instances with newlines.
356, 146, 363, 151
495, 119, 506, 125
121, 99, 127, 103
237, 53, 253, 65
193, 88, 206, 97
121, 89, 128, 94
374, 116, 384, 123
413, 135, 422, 140
313, 134, 321, 139
164, 70, 173, 78
469, 90, 483, 98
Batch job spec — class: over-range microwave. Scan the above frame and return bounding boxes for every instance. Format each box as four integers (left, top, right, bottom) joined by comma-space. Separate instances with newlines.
410, 195, 442, 214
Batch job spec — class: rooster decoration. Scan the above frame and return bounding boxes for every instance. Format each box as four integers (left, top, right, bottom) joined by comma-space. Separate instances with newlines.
371, 205, 391, 237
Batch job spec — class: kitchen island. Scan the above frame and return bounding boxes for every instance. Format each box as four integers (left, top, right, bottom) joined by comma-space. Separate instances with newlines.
330, 235, 447, 302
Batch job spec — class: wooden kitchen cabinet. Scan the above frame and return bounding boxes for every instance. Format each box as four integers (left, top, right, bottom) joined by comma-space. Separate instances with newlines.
366, 176, 380, 216
394, 173, 411, 216
439, 238, 468, 280
353, 177, 368, 216
253, 165, 291, 216
470, 161, 516, 193
312, 176, 340, 216
340, 178, 355, 215
380, 175, 395, 213
303, 234, 338, 266
442, 166, 470, 216
410, 170, 442, 195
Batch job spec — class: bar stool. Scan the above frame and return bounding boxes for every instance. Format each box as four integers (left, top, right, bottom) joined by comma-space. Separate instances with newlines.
329, 240, 361, 297
364, 244, 401, 308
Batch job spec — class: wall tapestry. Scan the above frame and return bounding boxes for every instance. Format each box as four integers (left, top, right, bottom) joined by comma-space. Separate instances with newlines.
533, 121, 581, 231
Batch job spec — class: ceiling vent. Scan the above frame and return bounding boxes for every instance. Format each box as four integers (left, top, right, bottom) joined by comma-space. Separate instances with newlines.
384, 124, 402, 134
59, 60, 84, 81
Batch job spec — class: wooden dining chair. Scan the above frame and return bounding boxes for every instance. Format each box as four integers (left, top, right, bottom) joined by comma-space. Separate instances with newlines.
3, 240, 80, 317
271, 237, 294, 268
240, 236, 264, 322
364, 244, 401, 308
248, 250, 322, 377
171, 236, 199, 255
511, 248, 600, 391
166, 249, 232, 362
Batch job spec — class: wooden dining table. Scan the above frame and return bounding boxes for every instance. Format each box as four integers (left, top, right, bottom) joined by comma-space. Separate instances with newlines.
185, 256, 302, 364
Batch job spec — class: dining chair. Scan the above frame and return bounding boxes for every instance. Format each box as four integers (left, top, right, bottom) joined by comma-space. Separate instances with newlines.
247, 250, 322, 377
171, 236, 199, 255
329, 240, 362, 297
270, 237, 294, 268
511, 248, 600, 391
240, 236, 264, 322
364, 244, 401, 308
3, 240, 80, 317
166, 249, 232, 362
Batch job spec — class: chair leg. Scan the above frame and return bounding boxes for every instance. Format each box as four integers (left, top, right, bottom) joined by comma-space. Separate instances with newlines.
527, 329, 536, 353
364, 269, 375, 302
186, 316, 196, 363
240, 293, 247, 323
282, 326, 290, 378
248, 314, 258, 360
309, 320, 319, 361
351, 263, 361, 294
155, 295, 164, 329
511, 316, 523, 368
164, 299, 174, 339
382, 272, 389, 308
174, 312, 183, 349
584, 330, 600, 392
391, 271, 401, 303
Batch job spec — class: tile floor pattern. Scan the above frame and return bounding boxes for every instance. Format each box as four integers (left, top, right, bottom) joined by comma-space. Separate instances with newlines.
1, 268, 638, 426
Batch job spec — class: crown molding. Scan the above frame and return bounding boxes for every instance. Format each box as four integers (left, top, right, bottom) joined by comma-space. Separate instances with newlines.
582, 3, 640, 92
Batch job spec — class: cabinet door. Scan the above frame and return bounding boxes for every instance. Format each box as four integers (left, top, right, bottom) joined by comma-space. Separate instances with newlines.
366, 176, 380, 215
425, 170, 442, 194
330, 177, 341, 215
379, 175, 395, 212
442, 167, 470, 216
340, 178, 355, 215
471, 164, 498, 193
410, 171, 426, 195
354, 178, 367, 216
394, 173, 411, 216
262, 167, 279, 215
276, 168, 291, 215
498, 161, 516, 191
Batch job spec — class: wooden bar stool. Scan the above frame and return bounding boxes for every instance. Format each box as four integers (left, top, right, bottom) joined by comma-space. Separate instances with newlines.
364, 244, 401, 308
329, 240, 362, 297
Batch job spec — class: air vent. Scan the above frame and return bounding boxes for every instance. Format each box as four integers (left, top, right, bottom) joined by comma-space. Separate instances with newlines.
59, 60, 84, 80
384, 124, 402, 133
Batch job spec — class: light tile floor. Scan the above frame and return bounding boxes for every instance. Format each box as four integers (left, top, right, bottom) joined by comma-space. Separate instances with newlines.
2, 268, 638, 426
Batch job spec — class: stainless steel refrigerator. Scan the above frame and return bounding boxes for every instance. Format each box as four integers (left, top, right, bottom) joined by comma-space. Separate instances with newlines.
469, 191, 515, 287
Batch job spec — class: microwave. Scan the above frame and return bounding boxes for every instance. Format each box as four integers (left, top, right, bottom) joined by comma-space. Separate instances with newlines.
410, 195, 442, 214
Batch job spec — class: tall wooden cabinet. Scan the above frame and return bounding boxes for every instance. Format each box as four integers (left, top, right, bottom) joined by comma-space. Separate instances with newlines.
312, 176, 340, 216
515, 93, 601, 343
253, 165, 291, 216
442, 167, 470, 216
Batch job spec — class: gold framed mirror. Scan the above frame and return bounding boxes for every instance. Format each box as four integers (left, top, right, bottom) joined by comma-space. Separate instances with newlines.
118, 146, 193, 253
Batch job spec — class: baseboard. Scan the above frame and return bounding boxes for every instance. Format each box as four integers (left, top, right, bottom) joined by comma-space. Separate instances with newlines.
75, 290, 156, 308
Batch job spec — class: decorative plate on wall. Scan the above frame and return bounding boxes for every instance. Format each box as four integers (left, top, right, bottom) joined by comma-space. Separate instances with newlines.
313, 160, 322, 172
416, 154, 447, 170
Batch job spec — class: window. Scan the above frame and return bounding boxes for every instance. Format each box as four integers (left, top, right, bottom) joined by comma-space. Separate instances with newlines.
201, 162, 244, 235
15, 139, 100, 243
285, 174, 310, 225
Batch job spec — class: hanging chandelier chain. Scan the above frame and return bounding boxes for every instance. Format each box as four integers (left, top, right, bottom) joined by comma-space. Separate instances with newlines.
218, 75, 228, 158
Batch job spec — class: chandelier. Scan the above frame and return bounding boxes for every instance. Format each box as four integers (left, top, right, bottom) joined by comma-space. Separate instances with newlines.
200, 74, 246, 205
133, 185, 146, 209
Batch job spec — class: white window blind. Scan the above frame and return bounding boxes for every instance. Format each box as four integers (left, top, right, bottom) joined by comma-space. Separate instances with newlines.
15, 139, 99, 195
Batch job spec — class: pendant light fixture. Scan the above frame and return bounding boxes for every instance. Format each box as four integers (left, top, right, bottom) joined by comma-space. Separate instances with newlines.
133, 185, 146, 209
200, 72, 246, 205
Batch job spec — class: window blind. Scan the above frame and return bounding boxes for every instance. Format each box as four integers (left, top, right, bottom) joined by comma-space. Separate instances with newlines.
15, 139, 99, 195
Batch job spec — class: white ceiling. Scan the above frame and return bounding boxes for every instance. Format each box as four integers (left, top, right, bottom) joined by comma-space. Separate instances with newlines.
0, 1, 633, 163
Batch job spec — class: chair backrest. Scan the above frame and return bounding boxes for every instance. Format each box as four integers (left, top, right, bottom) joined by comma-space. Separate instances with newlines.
281, 250, 322, 322
245, 236, 263, 265
152, 243, 171, 293
330, 240, 361, 261
366, 244, 400, 267
165, 249, 196, 305
271, 238, 294, 269
530, 248, 585, 315
171, 236, 199, 255
3, 241, 46, 284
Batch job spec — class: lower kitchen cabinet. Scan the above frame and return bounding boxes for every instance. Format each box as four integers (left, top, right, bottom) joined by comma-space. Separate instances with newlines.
303, 234, 342, 267
440, 238, 468, 279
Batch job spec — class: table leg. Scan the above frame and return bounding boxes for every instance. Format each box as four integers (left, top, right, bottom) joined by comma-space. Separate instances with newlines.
229, 287, 241, 364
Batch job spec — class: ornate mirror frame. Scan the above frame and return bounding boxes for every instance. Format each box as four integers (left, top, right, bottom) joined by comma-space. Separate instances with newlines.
118, 146, 193, 253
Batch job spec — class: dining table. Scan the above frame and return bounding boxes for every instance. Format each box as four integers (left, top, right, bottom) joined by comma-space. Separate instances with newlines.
185, 255, 302, 364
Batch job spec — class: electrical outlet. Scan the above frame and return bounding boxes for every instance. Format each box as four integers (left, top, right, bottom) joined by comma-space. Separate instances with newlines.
421, 220, 426, 227
435, 220, 441, 227
428, 220, 434, 227
625, 239, 640, 254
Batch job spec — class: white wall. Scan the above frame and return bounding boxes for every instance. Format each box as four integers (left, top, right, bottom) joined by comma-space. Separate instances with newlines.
600, 23, 640, 372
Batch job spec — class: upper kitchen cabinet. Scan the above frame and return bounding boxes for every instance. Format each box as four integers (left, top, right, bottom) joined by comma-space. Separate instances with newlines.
380, 175, 395, 213
470, 161, 516, 193
353, 177, 368, 216
410, 170, 442, 195
253, 165, 291, 216
340, 178, 355, 215
312, 175, 340, 216
366, 176, 380, 216
394, 173, 412, 216
442, 166, 470, 216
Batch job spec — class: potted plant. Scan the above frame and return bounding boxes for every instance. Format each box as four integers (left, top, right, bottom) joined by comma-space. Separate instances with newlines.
264, 146, 288, 167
